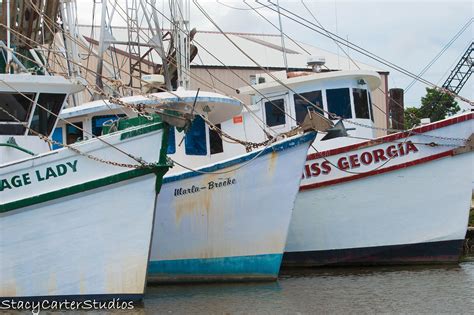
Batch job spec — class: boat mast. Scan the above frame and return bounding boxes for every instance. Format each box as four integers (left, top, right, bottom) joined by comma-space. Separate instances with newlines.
95, 0, 108, 93
276, 0, 288, 72
6, 0, 11, 72
171, 0, 190, 90
59, 0, 83, 106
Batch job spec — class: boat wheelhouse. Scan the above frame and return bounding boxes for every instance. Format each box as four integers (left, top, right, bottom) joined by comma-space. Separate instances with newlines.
0, 74, 84, 164
237, 69, 381, 143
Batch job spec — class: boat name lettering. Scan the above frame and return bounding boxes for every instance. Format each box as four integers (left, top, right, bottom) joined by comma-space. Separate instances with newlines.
174, 177, 237, 196
303, 141, 419, 179
0, 160, 79, 192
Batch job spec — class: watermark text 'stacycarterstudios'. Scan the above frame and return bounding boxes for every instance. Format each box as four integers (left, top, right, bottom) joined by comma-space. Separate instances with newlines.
0, 298, 134, 315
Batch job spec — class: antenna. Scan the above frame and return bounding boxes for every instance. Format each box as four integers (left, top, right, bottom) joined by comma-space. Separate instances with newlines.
276, 0, 288, 71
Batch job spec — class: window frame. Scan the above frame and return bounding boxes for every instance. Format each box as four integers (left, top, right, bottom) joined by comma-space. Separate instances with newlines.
209, 123, 224, 155
263, 94, 288, 129
326, 87, 353, 119
368, 91, 374, 122
352, 87, 370, 119
65, 121, 84, 144
292, 90, 324, 126
0, 92, 38, 135
28, 93, 67, 137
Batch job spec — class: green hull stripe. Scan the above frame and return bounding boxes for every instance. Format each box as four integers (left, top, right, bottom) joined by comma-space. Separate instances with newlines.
1, 119, 171, 213
0, 166, 168, 213
120, 122, 164, 141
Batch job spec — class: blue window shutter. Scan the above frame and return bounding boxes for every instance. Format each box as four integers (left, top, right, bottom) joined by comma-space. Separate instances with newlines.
167, 126, 176, 154
51, 127, 63, 150
184, 116, 207, 155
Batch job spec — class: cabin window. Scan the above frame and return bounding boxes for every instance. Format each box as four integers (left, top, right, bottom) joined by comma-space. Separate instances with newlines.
353, 88, 370, 119
51, 127, 63, 150
29, 93, 67, 136
167, 126, 176, 154
293, 90, 323, 124
264, 98, 286, 127
326, 88, 352, 119
368, 92, 374, 122
250, 75, 257, 85
0, 93, 35, 122
92, 115, 125, 136
209, 124, 224, 155
66, 122, 83, 144
0, 93, 35, 135
185, 116, 207, 155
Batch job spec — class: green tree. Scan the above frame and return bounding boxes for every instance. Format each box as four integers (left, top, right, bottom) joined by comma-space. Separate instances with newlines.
404, 107, 421, 129
404, 87, 460, 129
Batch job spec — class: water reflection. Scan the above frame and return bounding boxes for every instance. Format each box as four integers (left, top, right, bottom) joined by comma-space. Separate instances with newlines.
5, 262, 473, 314
145, 262, 474, 314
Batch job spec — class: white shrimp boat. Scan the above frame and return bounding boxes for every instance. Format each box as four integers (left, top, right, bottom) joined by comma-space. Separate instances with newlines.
148, 131, 315, 282
238, 70, 473, 266
0, 73, 241, 301
285, 114, 473, 266
56, 89, 315, 282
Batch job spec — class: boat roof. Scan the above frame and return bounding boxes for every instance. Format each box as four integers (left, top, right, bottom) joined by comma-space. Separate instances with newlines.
78, 26, 385, 72
0, 74, 85, 94
61, 90, 243, 122
237, 70, 381, 95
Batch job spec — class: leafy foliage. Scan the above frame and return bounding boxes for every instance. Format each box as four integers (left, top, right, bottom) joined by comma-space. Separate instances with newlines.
404, 88, 460, 129
404, 107, 421, 129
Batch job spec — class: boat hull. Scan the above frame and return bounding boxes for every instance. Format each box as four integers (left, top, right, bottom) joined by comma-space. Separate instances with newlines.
148, 133, 315, 283
283, 114, 473, 267
0, 123, 167, 301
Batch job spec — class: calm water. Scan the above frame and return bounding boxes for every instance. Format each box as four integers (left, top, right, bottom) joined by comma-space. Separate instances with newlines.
140, 260, 474, 314
7, 259, 474, 314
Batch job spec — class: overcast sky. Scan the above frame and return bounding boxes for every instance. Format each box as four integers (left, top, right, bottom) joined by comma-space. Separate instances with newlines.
76, 0, 473, 110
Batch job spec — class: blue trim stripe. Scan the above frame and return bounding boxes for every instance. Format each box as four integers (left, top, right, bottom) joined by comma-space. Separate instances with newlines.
164, 131, 316, 183
148, 253, 283, 277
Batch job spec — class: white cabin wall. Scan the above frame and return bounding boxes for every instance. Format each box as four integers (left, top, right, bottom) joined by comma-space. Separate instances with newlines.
191, 68, 390, 138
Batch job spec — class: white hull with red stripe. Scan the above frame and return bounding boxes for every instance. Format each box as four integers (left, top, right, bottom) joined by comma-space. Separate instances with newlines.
283, 113, 473, 266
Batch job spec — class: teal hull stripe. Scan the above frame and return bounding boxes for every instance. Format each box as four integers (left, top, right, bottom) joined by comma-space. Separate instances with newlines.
164, 131, 316, 184
148, 253, 283, 276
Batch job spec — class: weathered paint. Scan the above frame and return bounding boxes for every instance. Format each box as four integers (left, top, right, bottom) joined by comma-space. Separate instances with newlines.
0, 124, 166, 300
148, 133, 316, 282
